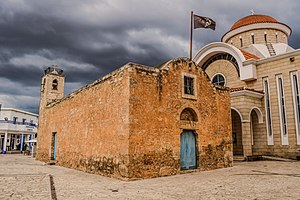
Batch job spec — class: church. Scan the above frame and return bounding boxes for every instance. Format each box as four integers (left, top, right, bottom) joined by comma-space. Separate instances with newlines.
36, 12, 300, 179
194, 13, 300, 159
36, 60, 232, 180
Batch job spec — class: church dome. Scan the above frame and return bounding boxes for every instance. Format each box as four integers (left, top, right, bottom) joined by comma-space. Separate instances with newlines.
230, 14, 278, 31
221, 13, 291, 45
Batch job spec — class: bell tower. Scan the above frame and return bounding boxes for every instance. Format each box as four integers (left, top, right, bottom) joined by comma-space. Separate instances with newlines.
39, 65, 65, 111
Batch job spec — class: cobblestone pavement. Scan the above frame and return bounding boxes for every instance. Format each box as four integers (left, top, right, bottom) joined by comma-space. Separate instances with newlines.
1, 155, 300, 199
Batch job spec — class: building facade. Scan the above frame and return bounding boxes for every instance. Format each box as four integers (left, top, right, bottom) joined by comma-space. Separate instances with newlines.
194, 14, 300, 159
36, 60, 232, 179
0, 107, 38, 154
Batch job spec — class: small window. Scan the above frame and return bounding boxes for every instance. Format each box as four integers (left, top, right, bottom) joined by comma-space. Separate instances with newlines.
52, 79, 58, 90
251, 34, 255, 44
264, 32, 267, 43
184, 76, 194, 95
22, 119, 26, 125
240, 37, 243, 47
212, 74, 226, 86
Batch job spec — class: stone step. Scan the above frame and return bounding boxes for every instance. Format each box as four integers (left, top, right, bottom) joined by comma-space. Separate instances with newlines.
233, 156, 245, 162
262, 156, 296, 162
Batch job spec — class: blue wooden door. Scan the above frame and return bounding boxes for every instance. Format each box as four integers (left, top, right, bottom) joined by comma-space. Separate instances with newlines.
180, 130, 196, 169
53, 134, 57, 160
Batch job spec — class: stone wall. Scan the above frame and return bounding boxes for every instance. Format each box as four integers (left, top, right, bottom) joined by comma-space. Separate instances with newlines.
37, 59, 233, 180
37, 67, 131, 179
255, 54, 300, 159
127, 59, 232, 178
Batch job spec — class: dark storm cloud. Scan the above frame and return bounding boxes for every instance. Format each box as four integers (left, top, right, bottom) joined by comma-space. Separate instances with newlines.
0, 0, 299, 113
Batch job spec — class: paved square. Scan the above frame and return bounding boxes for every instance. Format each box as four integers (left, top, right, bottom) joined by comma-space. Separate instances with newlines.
1, 154, 300, 199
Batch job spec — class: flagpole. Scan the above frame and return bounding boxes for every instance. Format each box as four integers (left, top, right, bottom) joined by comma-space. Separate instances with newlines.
190, 11, 193, 60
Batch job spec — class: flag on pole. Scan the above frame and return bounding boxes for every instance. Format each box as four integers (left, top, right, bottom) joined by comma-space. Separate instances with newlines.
193, 15, 216, 30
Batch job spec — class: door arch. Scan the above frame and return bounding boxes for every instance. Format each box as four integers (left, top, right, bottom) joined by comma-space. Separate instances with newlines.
180, 130, 197, 170
250, 108, 263, 153
231, 109, 243, 155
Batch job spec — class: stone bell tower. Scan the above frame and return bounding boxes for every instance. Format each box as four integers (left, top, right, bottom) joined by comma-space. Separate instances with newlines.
39, 65, 65, 112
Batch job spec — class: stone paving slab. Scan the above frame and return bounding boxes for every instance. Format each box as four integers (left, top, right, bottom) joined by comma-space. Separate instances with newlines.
1, 154, 300, 199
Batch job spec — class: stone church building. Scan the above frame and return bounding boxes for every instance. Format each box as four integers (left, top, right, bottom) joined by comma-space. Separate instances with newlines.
36, 59, 232, 179
194, 13, 300, 159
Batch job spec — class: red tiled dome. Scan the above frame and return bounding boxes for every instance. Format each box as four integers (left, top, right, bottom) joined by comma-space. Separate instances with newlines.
230, 14, 278, 30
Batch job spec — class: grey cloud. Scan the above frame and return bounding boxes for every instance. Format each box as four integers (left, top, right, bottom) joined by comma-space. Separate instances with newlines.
0, 0, 299, 113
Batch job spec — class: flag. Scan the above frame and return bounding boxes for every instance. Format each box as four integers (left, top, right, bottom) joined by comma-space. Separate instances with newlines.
194, 15, 216, 30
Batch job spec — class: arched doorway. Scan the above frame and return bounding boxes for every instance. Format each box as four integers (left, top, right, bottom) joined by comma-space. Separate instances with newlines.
180, 130, 196, 170
250, 108, 263, 154
231, 109, 243, 155
180, 108, 198, 170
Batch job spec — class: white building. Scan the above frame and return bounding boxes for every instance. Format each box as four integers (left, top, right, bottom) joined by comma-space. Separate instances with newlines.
0, 107, 38, 154
194, 13, 300, 159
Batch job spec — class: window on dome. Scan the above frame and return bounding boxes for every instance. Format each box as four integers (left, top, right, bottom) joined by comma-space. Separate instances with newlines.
212, 74, 226, 86
240, 37, 243, 47
264, 32, 267, 43
251, 34, 255, 44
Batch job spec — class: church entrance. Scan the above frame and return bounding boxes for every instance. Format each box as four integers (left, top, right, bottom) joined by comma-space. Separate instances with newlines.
231, 109, 243, 156
180, 130, 196, 170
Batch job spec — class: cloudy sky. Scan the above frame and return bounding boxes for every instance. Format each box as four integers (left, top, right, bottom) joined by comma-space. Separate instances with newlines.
0, 0, 299, 114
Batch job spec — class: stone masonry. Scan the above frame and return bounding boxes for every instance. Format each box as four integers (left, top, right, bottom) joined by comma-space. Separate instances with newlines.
36, 58, 233, 180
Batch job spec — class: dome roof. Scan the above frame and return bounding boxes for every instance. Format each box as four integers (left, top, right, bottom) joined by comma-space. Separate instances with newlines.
230, 14, 278, 30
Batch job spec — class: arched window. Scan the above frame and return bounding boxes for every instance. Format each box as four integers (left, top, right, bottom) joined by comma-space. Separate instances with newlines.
52, 79, 58, 90
240, 36, 243, 47
264, 32, 267, 43
212, 74, 226, 86
251, 33, 255, 44
180, 108, 198, 121
202, 53, 239, 77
